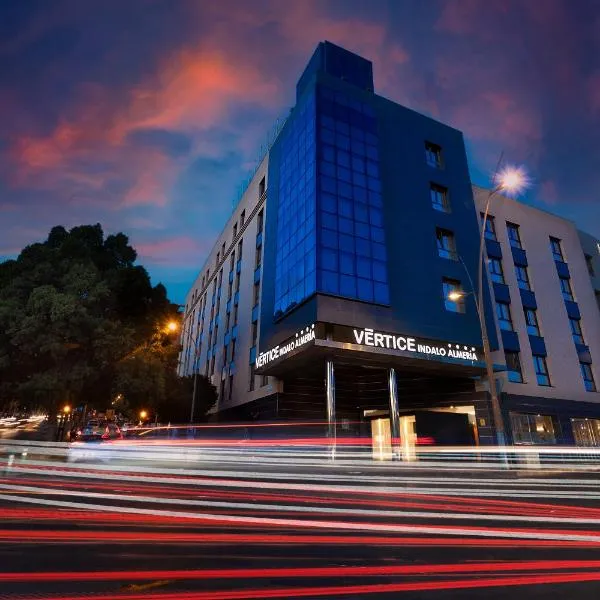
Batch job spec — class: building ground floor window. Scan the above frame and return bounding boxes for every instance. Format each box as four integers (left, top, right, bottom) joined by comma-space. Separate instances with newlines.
509, 412, 556, 445
571, 418, 600, 447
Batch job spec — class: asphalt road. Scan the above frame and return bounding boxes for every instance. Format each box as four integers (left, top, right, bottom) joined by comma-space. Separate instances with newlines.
1, 448, 600, 599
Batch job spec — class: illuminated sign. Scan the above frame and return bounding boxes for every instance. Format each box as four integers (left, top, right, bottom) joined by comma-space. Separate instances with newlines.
352, 327, 479, 361
255, 324, 316, 368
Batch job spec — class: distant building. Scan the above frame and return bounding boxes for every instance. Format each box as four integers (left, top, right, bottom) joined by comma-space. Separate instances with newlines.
179, 41, 600, 451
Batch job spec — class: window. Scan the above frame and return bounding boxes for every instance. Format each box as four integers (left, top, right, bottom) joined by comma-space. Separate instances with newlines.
232, 222, 238, 239
436, 228, 457, 260
442, 278, 465, 313
488, 257, 505, 284
230, 251, 235, 270
482, 214, 497, 241
496, 302, 513, 331
240, 210, 246, 226
581, 363, 597, 392
252, 321, 258, 343
255, 245, 262, 268
585, 254, 595, 277
510, 413, 556, 445
216, 252, 220, 266
257, 210, 264, 234
230, 339, 236, 362
233, 303, 238, 325
524, 308, 540, 336
235, 272, 240, 292
505, 351, 523, 383
572, 418, 600, 446
221, 242, 226, 256
261, 375, 269, 387
559, 276, 574, 301
237, 239, 243, 259
253, 281, 260, 305
430, 183, 450, 212
514, 265, 531, 290
533, 355, 550, 386
569, 317, 585, 345
549, 237, 564, 262
425, 141, 442, 168
259, 176, 266, 198
249, 364, 256, 392
228, 375, 234, 401
506, 222, 522, 249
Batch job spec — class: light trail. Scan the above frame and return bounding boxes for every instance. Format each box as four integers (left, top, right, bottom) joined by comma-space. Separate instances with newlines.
3, 492, 600, 543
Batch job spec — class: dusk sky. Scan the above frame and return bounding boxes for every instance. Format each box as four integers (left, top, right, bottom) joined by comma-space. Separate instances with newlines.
1, 0, 599, 303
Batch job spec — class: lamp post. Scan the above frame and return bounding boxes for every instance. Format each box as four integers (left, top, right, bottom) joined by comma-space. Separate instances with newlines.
449, 165, 527, 449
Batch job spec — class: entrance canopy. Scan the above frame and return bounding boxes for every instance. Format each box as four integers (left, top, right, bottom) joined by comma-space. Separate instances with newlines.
255, 321, 498, 378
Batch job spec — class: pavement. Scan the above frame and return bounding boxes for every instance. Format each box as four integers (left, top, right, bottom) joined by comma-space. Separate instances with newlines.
1, 446, 600, 599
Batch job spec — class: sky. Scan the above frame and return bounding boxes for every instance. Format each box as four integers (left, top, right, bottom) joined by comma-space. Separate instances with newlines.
1, 0, 599, 304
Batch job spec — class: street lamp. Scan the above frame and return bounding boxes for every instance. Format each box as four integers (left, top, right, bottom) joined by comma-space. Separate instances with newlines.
476, 164, 528, 448
166, 321, 178, 333
139, 410, 148, 421
62, 405, 71, 415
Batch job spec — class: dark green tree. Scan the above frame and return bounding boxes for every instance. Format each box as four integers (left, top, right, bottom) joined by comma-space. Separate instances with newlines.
0, 224, 181, 426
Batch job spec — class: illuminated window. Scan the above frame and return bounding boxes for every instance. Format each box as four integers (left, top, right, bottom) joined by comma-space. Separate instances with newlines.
442, 278, 464, 313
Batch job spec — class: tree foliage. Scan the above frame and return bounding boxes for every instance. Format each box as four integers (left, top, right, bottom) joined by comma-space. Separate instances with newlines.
0, 224, 215, 423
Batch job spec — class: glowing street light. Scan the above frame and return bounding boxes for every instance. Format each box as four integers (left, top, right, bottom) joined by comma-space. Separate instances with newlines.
493, 165, 529, 196
139, 410, 148, 420
166, 321, 178, 333
447, 291, 464, 302
63, 405, 71, 415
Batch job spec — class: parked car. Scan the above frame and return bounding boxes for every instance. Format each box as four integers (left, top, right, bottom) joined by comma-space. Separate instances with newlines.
74, 420, 123, 442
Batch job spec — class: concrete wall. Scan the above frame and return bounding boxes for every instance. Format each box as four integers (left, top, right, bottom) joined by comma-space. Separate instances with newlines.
475, 187, 600, 404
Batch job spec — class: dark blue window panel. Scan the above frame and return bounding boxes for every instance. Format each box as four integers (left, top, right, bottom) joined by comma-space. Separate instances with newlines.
314, 86, 388, 305
340, 274, 357, 297
565, 300, 581, 319
231, 325, 238, 340
251, 304, 259, 323
229, 270, 234, 283
576, 344, 592, 364
321, 270, 339, 294
236, 259, 242, 274
555, 260, 570, 279
339, 217, 353, 235
340, 252, 354, 275
519, 288, 537, 309
529, 335, 547, 357
234, 291, 240, 305
501, 330, 520, 352
357, 278, 374, 302
229, 362, 236, 375
485, 239, 503, 259
254, 267, 261, 284
511, 246, 528, 267
224, 332, 231, 346
373, 282, 390, 305
493, 282, 511, 303
322, 212, 337, 230
249, 346, 256, 365
226, 299, 232, 314
356, 256, 371, 278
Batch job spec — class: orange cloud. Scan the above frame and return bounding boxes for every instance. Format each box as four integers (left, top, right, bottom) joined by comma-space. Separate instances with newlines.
135, 236, 211, 266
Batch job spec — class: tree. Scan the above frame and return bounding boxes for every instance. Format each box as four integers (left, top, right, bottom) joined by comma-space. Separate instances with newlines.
0, 224, 178, 426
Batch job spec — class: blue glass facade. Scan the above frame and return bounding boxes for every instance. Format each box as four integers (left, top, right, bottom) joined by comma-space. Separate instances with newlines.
317, 87, 389, 304
273, 92, 317, 318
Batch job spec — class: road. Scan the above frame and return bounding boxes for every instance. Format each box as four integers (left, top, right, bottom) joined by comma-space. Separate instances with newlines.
1, 445, 600, 599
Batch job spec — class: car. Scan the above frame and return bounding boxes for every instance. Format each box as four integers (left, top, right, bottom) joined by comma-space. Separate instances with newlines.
75, 420, 123, 442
